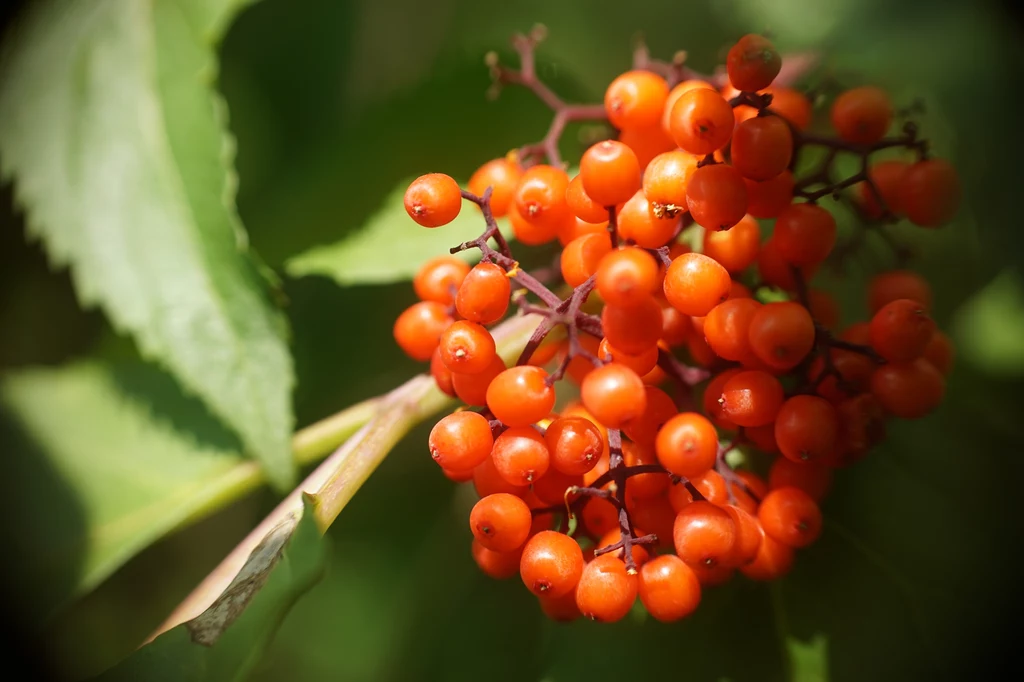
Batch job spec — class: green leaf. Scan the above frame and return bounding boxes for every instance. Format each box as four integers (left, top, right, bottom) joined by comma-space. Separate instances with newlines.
771, 583, 829, 682
0, 0, 296, 487
0, 361, 258, 616
951, 269, 1024, 377
90, 497, 326, 682
285, 179, 511, 285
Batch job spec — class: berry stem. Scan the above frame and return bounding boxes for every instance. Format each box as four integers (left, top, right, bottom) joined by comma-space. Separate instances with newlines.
488, 27, 608, 168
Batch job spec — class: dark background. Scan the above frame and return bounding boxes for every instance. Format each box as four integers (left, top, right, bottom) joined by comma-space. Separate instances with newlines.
2, 0, 1024, 680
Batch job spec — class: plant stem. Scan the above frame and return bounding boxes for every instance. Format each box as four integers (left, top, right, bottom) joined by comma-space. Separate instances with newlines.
292, 397, 381, 466
149, 312, 544, 642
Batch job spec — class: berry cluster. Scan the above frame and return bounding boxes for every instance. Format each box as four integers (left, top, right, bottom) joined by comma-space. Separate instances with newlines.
394, 28, 959, 623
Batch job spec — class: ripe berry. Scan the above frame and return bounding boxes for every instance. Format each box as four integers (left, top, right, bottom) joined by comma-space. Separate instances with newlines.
538, 588, 583, 622
469, 157, 522, 217
622, 441, 671, 498
685, 163, 748, 230
765, 86, 813, 130
634, 557, 700, 618
597, 339, 657, 379
472, 539, 523, 579
774, 395, 840, 463
623, 386, 679, 446
830, 86, 893, 145
757, 236, 818, 291
545, 416, 604, 476
439, 321, 497, 374
520, 530, 585, 598
673, 501, 738, 568
868, 270, 932, 314
452, 354, 506, 406
430, 348, 456, 397
575, 555, 639, 622
747, 301, 816, 371
769, 456, 834, 502
580, 140, 642, 207
561, 232, 614, 287
703, 297, 762, 362
492, 426, 551, 485
414, 256, 470, 304
924, 330, 954, 376
721, 504, 764, 567
642, 150, 699, 218
669, 89, 735, 155
470, 493, 532, 552
617, 190, 678, 248
730, 115, 793, 181
472, 454, 528, 498
664, 252, 732, 317
618, 124, 677, 170
566, 173, 611, 224
869, 298, 935, 362
428, 411, 494, 471
773, 203, 838, 267
898, 158, 961, 227
405, 173, 463, 227
514, 165, 573, 234
702, 214, 761, 273
718, 370, 785, 427
662, 79, 717, 133
581, 363, 648, 429
486, 366, 556, 427
870, 357, 945, 418
727, 34, 782, 92
596, 247, 660, 307
703, 368, 743, 429
601, 297, 663, 354
757, 487, 823, 548
655, 412, 718, 478
739, 527, 794, 581
857, 160, 909, 218
605, 70, 670, 130
745, 170, 794, 218
394, 301, 453, 361
456, 262, 511, 324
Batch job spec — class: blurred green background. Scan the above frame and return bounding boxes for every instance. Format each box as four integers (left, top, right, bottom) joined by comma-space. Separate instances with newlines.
2, 0, 1024, 680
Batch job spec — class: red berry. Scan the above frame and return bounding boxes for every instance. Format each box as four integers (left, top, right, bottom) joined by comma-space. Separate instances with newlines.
830, 86, 893, 145
580, 363, 648, 429
757, 487, 823, 548
669, 89, 735, 155
898, 159, 961, 227
439, 321, 497, 374
394, 301, 453, 362
428, 411, 494, 471
580, 140, 642, 207
685, 163, 748, 230
404, 173, 463, 227
655, 412, 719, 478
491, 426, 551, 486
456, 262, 511, 324
486, 366, 556, 427
470, 493, 533, 552
726, 34, 782, 92
673, 501, 737, 568
575, 555, 639, 622
869, 298, 936, 362
664, 252, 732, 317
468, 158, 522, 217
520, 531, 585, 598
774, 395, 839, 463
605, 70, 670, 130
730, 115, 793, 181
